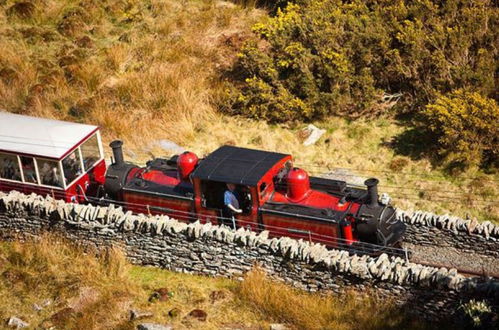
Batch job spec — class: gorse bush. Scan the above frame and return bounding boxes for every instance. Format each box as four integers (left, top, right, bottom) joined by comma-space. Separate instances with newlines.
226, 0, 498, 122
423, 90, 498, 169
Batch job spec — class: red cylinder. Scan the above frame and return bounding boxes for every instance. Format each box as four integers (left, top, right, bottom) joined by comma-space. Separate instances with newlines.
177, 151, 198, 180
286, 168, 310, 202
341, 221, 354, 245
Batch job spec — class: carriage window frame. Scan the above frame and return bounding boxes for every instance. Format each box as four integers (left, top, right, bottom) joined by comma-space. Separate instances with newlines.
59, 131, 104, 188
0, 131, 103, 190
19, 156, 39, 185
0, 152, 67, 190
62, 149, 83, 186
0, 152, 22, 182
36, 157, 65, 189
80, 133, 102, 171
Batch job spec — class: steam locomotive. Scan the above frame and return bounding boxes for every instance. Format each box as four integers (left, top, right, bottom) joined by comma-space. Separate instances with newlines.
0, 113, 406, 249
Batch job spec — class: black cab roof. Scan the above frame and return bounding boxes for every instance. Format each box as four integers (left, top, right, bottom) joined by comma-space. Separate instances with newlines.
192, 145, 290, 186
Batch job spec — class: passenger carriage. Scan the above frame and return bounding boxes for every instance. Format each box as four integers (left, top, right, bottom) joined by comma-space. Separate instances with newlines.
0, 112, 106, 202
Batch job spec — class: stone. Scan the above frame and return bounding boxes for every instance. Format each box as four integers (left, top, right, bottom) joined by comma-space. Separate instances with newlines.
130, 309, 153, 321
149, 288, 171, 302
188, 309, 207, 321
168, 307, 181, 318
301, 124, 326, 146
137, 323, 173, 330
7, 316, 29, 329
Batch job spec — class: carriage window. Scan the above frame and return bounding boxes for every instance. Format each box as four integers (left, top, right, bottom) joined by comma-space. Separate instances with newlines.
62, 150, 82, 184
80, 134, 100, 171
20, 156, 38, 184
0, 153, 21, 181
37, 159, 63, 188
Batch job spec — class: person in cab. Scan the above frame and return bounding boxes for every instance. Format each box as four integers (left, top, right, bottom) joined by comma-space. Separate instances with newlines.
223, 183, 242, 229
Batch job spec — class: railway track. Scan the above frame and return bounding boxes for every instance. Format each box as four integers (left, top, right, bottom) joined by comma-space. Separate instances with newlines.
403, 242, 499, 279
416, 260, 499, 279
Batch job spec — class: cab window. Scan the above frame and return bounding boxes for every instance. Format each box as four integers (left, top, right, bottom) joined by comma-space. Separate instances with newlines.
37, 158, 63, 188
20, 156, 38, 184
62, 150, 82, 184
0, 153, 21, 181
80, 134, 100, 171
259, 181, 271, 200
201, 180, 226, 209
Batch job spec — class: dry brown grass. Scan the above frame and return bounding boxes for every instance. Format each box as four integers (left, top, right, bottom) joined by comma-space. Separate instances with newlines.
0, 236, 427, 329
239, 268, 423, 330
0, 0, 262, 145
0, 234, 136, 329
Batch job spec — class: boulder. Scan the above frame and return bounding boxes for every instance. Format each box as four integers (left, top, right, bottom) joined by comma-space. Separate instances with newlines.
270, 324, 289, 330
7, 317, 29, 329
130, 310, 153, 321
188, 309, 207, 322
137, 323, 173, 330
301, 124, 326, 146
168, 308, 181, 318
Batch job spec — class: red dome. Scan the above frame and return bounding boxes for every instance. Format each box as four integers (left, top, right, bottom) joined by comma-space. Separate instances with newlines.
286, 167, 310, 202
177, 151, 198, 180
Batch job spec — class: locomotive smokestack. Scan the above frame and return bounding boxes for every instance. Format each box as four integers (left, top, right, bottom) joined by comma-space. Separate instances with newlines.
364, 178, 379, 207
110, 140, 125, 166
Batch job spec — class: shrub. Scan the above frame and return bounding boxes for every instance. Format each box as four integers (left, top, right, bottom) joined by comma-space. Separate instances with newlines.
226, 0, 498, 122
459, 299, 494, 328
423, 90, 498, 169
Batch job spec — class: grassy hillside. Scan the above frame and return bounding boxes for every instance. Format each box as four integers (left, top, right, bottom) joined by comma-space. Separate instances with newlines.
0, 0, 497, 222
0, 0, 263, 142
0, 236, 426, 329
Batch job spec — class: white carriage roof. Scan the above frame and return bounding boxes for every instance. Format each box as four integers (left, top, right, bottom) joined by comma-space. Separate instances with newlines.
0, 112, 99, 159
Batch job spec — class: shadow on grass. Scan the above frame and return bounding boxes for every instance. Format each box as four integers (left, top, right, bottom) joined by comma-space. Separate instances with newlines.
387, 122, 436, 162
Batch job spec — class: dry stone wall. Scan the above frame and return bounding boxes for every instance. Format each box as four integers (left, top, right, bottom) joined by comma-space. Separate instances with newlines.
0, 191, 498, 323
397, 210, 499, 258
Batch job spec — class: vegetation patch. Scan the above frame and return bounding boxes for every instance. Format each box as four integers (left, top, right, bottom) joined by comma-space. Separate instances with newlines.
225, 0, 497, 122
423, 90, 498, 170
0, 0, 263, 144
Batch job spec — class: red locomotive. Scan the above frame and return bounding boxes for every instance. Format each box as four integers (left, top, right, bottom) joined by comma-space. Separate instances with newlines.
0, 113, 406, 249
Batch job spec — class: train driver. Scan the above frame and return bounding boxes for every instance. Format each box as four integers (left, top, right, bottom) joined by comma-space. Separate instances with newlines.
223, 183, 242, 230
